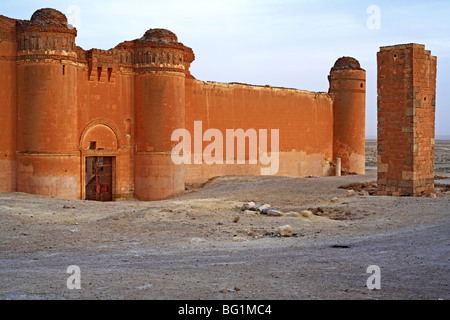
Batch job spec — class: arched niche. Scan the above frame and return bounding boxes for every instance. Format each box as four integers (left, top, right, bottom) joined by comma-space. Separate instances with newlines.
80, 121, 120, 151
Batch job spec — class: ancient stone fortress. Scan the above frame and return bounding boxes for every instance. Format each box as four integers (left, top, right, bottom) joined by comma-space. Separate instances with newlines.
0, 8, 435, 201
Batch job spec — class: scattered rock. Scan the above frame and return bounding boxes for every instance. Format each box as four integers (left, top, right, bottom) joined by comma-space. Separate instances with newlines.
255, 204, 271, 213
241, 202, 256, 211
308, 207, 325, 215
260, 207, 276, 214
277, 225, 293, 237
266, 209, 282, 216
242, 210, 260, 216
249, 231, 263, 238
232, 236, 248, 242
338, 181, 377, 196
309, 207, 361, 220
330, 197, 338, 203
301, 210, 313, 218
346, 190, 355, 197
359, 190, 369, 196
282, 211, 300, 217
237, 229, 262, 238
233, 216, 240, 223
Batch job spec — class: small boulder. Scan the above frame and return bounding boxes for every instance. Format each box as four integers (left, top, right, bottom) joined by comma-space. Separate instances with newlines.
266, 210, 282, 216
261, 207, 278, 214
346, 190, 355, 197
282, 211, 300, 217
241, 202, 256, 211
277, 225, 293, 237
330, 197, 338, 203
255, 204, 271, 213
232, 236, 248, 242
242, 210, 260, 216
301, 210, 313, 218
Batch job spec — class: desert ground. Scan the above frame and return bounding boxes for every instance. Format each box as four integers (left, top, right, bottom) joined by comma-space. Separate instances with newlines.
0, 140, 449, 300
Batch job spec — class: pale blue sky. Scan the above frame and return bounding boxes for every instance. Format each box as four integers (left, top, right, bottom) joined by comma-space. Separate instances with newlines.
2, 0, 449, 138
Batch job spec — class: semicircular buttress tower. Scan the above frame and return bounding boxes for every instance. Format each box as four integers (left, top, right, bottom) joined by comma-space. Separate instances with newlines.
16, 8, 79, 199
129, 29, 194, 200
328, 57, 366, 175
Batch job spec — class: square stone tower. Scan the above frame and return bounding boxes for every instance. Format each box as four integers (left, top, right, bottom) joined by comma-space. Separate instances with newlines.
377, 44, 437, 196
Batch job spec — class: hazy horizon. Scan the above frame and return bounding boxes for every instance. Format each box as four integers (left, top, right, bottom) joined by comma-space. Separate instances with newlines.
366, 135, 450, 141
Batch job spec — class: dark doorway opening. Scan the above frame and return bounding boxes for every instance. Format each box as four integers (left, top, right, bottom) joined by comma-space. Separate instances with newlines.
85, 156, 113, 201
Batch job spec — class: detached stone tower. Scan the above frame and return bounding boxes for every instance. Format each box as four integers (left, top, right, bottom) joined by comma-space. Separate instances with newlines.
377, 44, 437, 196
328, 57, 366, 174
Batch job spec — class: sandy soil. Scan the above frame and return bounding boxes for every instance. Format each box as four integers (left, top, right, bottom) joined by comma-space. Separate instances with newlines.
0, 141, 449, 300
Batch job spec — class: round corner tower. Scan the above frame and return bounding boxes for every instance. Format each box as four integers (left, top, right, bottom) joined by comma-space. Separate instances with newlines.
328, 57, 366, 175
133, 29, 193, 200
16, 8, 79, 199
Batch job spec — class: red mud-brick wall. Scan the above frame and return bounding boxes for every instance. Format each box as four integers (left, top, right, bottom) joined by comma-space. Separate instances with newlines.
0, 15, 18, 192
377, 44, 436, 196
185, 79, 334, 183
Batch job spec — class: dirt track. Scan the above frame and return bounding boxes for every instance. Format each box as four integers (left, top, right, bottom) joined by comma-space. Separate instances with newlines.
0, 142, 449, 300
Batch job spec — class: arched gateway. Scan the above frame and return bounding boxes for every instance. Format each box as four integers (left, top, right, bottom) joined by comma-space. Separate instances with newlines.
80, 121, 119, 201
